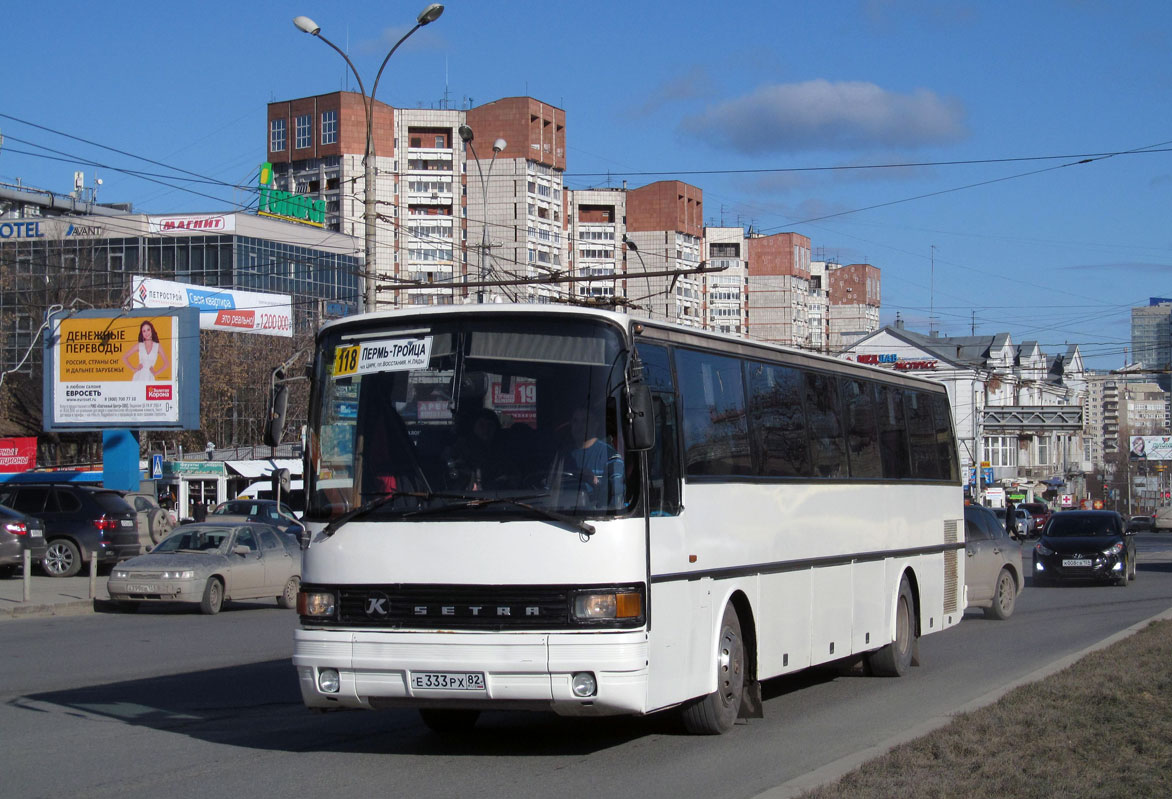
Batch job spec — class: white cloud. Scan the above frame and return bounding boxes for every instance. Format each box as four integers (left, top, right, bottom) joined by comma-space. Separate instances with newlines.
679, 79, 966, 155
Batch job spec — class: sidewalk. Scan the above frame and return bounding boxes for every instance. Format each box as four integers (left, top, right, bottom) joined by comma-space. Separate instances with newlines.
0, 568, 110, 620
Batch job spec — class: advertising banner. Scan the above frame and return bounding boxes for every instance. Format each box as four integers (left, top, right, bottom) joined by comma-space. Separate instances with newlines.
132, 276, 293, 337
1129, 435, 1172, 461
0, 437, 37, 471
52, 315, 178, 425
44, 308, 200, 431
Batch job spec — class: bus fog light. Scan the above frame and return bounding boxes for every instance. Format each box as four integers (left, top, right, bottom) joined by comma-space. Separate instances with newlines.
318, 668, 340, 694
571, 672, 597, 697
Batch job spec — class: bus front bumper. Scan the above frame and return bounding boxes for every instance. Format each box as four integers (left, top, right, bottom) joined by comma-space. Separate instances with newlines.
293, 627, 650, 717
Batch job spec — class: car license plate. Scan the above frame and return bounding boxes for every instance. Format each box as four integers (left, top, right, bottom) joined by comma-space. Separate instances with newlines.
121, 520, 135, 527
1062, 559, 1092, 568
127, 584, 158, 593
410, 671, 485, 691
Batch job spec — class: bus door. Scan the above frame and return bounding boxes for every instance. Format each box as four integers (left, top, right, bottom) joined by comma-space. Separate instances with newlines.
636, 342, 698, 708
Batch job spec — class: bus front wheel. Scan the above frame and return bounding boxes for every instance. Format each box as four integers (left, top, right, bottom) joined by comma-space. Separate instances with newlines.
681, 603, 745, 734
867, 577, 915, 677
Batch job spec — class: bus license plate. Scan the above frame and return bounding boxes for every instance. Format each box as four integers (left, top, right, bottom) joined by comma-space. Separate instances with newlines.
1062, 559, 1092, 568
410, 671, 486, 691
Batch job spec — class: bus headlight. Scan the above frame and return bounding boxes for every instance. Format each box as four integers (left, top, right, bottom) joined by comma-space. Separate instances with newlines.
571, 589, 643, 622
298, 590, 336, 618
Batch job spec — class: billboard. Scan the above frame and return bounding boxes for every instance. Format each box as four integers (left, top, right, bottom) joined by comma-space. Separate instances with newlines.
43, 308, 200, 431
0, 437, 37, 471
132, 276, 293, 337
1129, 436, 1172, 461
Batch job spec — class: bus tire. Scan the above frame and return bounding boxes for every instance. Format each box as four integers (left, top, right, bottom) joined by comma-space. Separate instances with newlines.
681, 603, 745, 734
867, 576, 915, 677
419, 708, 480, 733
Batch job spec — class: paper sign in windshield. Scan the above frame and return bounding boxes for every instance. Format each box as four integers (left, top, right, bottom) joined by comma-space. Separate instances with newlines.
333, 337, 432, 378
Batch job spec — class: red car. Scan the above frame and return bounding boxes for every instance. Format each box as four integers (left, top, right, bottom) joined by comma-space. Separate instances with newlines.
1019, 502, 1051, 535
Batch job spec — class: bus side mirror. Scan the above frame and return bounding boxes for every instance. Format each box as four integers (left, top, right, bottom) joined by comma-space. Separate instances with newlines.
264, 383, 289, 447
627, 384, 655, 452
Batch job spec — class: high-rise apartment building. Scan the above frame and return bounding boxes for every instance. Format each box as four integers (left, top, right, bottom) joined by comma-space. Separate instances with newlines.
565, 188, 625, 303
624, 181, 704, 327
827, 263, 881, 352
704, 227, 748, 335
266, 92, 565, 309
745, 232, 811, 345
1131, 298, 1172, 369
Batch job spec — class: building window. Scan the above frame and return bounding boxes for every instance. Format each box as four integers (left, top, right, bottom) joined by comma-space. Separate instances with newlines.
1037, 435, 1050, 465
321, 110, 337, 145
295, 114, 312, 149
270, 119, 287, 153
985, 436, 1017, 468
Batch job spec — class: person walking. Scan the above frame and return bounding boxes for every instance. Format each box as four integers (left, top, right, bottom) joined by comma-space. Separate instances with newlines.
1005, 498, 1019, 537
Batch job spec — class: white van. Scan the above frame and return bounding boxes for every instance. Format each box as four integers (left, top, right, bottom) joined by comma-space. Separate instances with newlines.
237, 479, 304, 517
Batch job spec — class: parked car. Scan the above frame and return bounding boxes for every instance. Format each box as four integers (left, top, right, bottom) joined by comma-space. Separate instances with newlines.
990, 507, 1035, 538
963, 504, 1024, 619
1033, 510, 1135, 586
1126, 515, 1155, 533
121, 491, 173, 546
237, 479, 305, 518
209, 499, 304, 537
0, 502, 48, 574
1018, 502, 1051, 535
107, 521, 301, 614
0, 483, 139, 577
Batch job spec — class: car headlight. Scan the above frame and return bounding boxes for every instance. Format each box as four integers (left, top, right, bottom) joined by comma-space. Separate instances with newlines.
1035, 543, 1054, 556
1102, 542, 1124, 557
571, 589, 643, 622
161, 570, 194, 580
112, 569, 128, 579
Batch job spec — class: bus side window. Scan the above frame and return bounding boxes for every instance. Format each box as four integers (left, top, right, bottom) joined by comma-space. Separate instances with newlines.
647, 392, 682, 516
636, 341, 681, 517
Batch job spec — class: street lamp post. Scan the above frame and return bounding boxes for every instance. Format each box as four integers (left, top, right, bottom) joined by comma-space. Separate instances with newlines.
294, 4, 444, 314
458, 124, 506, 304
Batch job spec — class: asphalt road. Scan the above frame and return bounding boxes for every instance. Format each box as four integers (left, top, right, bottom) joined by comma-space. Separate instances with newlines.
2, 534, 1170, 799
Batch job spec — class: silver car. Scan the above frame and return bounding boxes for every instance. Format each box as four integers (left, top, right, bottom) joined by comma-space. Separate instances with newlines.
107, 522, 301, 614
964, 504, 1025, 619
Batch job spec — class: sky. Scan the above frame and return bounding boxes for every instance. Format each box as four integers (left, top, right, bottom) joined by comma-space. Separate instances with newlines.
2, 0, 1170, 370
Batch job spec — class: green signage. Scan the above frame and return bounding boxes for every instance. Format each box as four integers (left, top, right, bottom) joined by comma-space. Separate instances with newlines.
257, 162, 326, 227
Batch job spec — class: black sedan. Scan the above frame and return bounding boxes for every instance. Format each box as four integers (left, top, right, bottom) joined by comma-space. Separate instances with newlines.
1032, 510, 1136, 587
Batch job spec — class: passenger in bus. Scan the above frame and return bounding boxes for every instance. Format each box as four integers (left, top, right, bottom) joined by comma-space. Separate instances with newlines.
444, 408, 505, 490
555, 406, 624, 507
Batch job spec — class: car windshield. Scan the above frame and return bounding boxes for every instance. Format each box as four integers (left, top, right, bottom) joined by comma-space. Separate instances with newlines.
154, 527, 231, 553
1046, 515, 1118, 537
307, 315, 634, 522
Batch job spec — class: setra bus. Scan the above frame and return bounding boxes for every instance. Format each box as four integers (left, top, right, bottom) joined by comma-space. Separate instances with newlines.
277, 304, 965, 734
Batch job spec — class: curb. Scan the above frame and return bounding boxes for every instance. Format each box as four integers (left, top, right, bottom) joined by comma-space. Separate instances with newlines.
753, 604, 1172, 799
0, 599, 97, 621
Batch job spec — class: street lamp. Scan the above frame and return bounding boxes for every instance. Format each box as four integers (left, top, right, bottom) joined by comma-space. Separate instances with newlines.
458, 124, 506, 304
294, 4, 445, 314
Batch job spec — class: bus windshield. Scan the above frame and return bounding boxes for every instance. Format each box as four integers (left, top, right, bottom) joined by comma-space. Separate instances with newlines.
306, 314, 635, 522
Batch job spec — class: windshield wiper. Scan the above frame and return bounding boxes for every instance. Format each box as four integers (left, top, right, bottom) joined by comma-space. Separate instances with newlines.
401, 495, 595, 537
320, 490, 595, 538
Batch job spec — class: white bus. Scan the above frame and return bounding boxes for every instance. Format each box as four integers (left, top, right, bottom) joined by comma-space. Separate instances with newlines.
284, 305, 964, 734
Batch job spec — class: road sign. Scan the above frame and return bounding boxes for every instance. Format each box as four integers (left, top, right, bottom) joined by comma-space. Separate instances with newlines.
151, 453, 163, 480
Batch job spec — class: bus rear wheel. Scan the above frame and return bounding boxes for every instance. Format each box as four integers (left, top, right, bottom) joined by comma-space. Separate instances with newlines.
867, 577, 915, 677
681, 603, 745, 734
